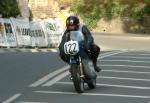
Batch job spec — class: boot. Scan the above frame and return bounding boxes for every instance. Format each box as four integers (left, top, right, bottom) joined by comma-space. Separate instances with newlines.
93, 58, 101, 72
94, 65, 101, 72
90, 44, 101, 72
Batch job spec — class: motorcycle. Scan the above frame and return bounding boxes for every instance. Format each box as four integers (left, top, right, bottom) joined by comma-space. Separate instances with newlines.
64, 31, 97, 93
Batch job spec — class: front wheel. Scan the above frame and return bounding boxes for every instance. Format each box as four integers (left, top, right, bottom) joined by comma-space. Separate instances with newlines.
71, 64, 84, 93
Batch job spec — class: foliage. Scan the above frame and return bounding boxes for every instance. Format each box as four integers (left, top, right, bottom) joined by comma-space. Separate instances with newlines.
29, 9, 33, 21
130, 6, 144, 20
143, 4, 150, 15
58, 0, 73, 8
0, 0, 20, 18
71, 0, 150, 29
104, 2, 122, 19
71, 0, 103, 29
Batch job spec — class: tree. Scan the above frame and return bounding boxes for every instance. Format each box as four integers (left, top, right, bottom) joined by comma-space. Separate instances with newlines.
0, 0, 20, 18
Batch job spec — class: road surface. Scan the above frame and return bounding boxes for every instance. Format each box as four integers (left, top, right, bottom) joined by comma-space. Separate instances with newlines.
1, 33, 150, 103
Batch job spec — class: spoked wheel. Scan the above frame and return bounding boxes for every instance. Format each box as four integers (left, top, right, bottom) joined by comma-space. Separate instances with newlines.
71, 64, 84, 93
87, 78, 96, 89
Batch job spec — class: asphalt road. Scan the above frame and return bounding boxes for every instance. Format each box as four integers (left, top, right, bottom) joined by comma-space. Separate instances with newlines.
93, 33, 150, 51
1, 34, 150, 103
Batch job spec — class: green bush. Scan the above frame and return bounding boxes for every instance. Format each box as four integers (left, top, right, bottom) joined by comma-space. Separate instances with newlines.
0, 0, 20, 18
104, 2, 122, 20
29, 9, 33, 21
71, 0, 122, 29
71, 0, 150, 29
130, 6, 143, 20
71, 0, 104, 29
144, 5, 150, 14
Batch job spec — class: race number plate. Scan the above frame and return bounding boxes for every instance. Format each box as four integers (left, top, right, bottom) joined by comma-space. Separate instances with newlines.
64, 41, 79, 55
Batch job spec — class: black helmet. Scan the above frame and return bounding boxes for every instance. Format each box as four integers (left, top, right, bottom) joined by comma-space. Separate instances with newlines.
66, 16, 79, 29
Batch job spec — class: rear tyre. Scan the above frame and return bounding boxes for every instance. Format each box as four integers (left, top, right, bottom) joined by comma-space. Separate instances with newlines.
71, 64, 84, 93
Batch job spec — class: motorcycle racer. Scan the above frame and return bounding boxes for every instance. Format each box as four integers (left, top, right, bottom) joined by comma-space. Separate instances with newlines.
58, 16, 101, 72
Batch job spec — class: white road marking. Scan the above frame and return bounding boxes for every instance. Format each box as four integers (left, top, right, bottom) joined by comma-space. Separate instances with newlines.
101, 59, 150, 63
41, 51, 126, 87
40, 49, 48, 52
99, 64, 150, 69
102, 69, 150, 74
100, 51, 120, 57
29, 51, 123, 88
56, 82, 150, 90
99, 83, 150, 90
50, 49, 58, 52
42, 71, 69, 87
31, 49, 38, 52
110, 56, 150, 59
98, 51, 127, 60
29, 66, 69, 87
121, 53, 150, 56
35, 90, 150, 99
97, 76, 150, 82
2, 94, 22, 103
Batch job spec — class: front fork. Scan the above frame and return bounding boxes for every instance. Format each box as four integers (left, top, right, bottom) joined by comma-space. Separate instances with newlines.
79, 57, 84, 78
70, 56, 84, 78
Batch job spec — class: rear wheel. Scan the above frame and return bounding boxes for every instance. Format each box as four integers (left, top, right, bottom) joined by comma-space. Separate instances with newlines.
71, 64, 84, 93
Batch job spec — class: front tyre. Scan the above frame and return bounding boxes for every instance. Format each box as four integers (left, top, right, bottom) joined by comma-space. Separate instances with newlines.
71, 64, 84, 93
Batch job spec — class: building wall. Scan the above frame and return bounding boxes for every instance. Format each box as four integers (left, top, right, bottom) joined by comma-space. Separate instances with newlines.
28, 0, 59, 19
16, 0, 29, 19
17, 0, 72, 20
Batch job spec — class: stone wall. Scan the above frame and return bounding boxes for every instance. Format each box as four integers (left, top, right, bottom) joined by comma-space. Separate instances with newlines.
93, 16, 150, 34
143, 16, 150, 34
